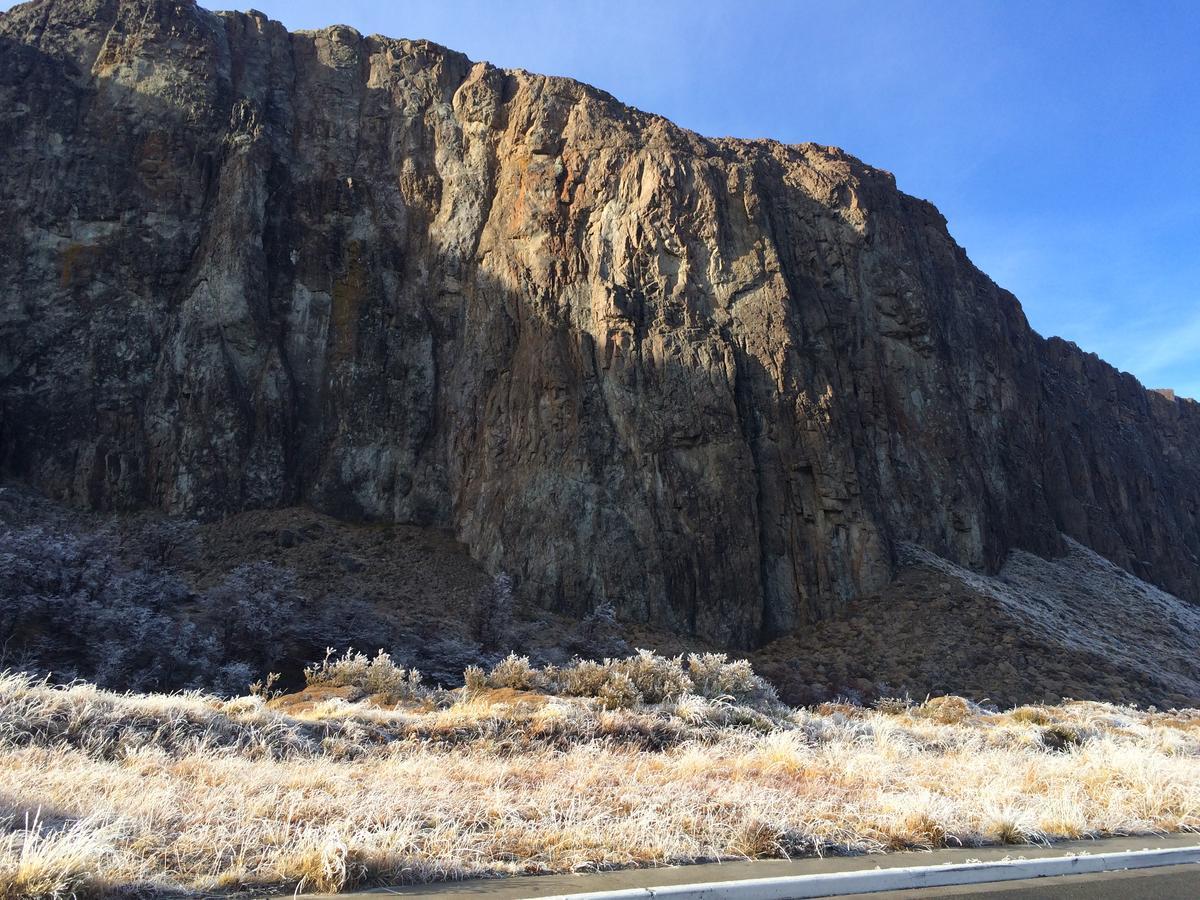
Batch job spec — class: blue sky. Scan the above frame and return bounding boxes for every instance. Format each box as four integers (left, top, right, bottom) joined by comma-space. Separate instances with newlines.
8, 0, 1197, 396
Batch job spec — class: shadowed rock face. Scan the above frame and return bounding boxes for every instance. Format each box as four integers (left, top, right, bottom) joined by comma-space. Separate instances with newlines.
1, 0, 1197, 648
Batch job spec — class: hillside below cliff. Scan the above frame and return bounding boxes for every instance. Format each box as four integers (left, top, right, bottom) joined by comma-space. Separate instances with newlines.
1, 0, 1198, 653
4, 481, 1198, 708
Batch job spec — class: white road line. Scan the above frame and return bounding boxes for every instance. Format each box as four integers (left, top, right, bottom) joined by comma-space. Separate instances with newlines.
537, 845, 1200, 899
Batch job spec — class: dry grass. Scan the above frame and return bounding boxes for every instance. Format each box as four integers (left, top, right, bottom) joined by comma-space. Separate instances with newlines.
0, 671, 1197, 897
0, 817, 117, 900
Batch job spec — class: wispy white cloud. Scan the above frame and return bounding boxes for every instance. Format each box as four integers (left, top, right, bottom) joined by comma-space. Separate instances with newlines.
1105, 311, 1200, 399
1132, 313, 1200, 378
948, 200, 1200, 400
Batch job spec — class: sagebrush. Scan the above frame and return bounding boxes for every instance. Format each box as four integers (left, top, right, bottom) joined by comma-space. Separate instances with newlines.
304, 649, 425, 704
471, 649, 778, 709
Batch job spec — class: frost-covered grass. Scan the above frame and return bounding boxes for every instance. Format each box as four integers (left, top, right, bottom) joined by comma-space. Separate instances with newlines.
0, 817, 118, 900
0, 665, 1197, 896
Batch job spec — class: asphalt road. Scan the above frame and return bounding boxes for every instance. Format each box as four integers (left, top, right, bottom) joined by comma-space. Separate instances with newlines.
349, 865, 1199, 899
329, 835, 1200, 899
335, 863, 1200, 899
847, 863, 1198, 898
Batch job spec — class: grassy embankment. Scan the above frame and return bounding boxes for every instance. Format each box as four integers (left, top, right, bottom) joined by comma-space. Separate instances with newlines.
1, 650, 1197, 897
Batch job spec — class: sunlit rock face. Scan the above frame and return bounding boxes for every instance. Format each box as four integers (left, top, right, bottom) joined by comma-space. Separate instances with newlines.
1, 0, 1197, 647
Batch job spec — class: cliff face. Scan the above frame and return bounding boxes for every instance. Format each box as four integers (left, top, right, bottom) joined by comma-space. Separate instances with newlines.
2, 0, 1197, 648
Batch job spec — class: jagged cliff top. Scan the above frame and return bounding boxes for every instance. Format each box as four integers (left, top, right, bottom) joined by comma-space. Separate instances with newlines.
11, 0, 1192, 408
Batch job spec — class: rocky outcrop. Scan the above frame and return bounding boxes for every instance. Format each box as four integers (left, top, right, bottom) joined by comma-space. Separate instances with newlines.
1, 0, 1197, 648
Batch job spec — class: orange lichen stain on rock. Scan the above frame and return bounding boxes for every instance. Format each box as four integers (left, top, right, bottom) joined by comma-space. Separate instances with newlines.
506, 152, 534, 232
557, 149, 578, 204
91, 41, 134, 73
330, 240, 367, 360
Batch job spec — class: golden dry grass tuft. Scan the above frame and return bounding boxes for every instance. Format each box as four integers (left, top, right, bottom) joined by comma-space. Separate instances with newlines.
0, 668, 1197, 897
0, 816, 117, 900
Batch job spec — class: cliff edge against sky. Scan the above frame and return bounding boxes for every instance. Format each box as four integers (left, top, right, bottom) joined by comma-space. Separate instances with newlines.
1, 0, 1197, 648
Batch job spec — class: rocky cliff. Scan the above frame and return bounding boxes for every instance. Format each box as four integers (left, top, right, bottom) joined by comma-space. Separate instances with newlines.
2, 0, 1197, 649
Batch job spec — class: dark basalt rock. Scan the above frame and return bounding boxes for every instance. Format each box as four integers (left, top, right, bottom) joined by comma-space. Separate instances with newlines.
1, 0, 1197, 648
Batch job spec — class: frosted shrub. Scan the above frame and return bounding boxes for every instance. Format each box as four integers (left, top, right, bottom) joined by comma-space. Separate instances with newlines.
613, 650, 694, 703
209, 562, 302, 655
557, 658, 611, 697
463, 650, 777, 712
543, 651, 694, 703
570, 600, 630, 658
487, 653, 537, 691
597, 671, 642, 710
915, 695, 977, 725
0, 523, 225, 693
463, 665, 488, 694
687, 652, 778, 704
876, 697, 912, 715
305, 649, 424, 704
